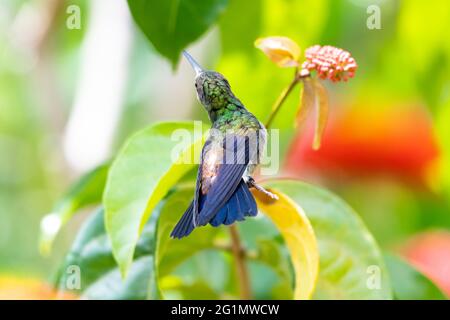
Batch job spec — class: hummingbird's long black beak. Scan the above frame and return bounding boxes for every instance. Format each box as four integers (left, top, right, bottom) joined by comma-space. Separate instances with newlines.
183, 51, 204, 76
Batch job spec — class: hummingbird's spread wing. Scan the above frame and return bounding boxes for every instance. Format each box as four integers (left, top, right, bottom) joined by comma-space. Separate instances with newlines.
194, 131, 252, 226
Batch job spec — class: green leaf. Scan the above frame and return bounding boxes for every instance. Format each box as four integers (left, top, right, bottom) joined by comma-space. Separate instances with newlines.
160, 276, 221, 300
39, 163, 109, 256
384, 253, 447, 300
82, 256, 157, 300
56, 208, 160, 300
127, 0, 229, 66
104, 122, 205, 277
156, 188, 219, 277
252, 239, 294, 298
263, 180, 393, 299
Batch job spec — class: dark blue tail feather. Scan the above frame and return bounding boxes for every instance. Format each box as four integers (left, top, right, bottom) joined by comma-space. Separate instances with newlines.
171, 180, 258, 239
170, 201, 195, 239
242, 183, 257, 217
210, 180, 257, 227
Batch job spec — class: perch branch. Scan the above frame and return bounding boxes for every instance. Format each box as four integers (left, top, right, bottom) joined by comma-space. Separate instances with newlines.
229, 224, 251, 300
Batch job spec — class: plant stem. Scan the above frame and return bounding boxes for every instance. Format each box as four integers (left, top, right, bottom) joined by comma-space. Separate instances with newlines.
264, 71, 309, 129
229, 224, 251, 299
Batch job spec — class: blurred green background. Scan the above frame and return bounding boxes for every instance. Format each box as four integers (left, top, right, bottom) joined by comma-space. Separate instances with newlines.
0, 0, 449, 297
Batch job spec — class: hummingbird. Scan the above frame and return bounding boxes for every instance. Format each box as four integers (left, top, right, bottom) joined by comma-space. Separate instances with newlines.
171, 51, 277, 239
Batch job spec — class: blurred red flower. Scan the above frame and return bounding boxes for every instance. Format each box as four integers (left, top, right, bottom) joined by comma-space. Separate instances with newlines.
285, 103, 439, 186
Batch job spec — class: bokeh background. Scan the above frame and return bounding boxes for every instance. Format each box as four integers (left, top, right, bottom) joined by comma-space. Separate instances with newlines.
0, 0, 449, 297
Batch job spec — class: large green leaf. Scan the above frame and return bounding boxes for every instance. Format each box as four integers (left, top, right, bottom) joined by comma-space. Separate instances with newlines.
156, 188, 219, 278
264, 180, 392, 299
104, 122, 205, 277
128, 0, 228, 66
384, 253, 446, 300
160, 276, 221, 299
39, 163, 109, 256
252, 238, 294, 298
56, 208, 159, 299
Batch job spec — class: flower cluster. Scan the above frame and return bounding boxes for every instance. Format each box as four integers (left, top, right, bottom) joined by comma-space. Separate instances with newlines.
302, 45, 357, 82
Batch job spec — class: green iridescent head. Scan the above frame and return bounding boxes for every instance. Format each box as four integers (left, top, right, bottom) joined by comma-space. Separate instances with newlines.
183, 51, 234, 112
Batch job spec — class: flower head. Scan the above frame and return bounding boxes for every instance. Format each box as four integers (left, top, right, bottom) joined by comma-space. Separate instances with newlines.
302, 45, 357, 82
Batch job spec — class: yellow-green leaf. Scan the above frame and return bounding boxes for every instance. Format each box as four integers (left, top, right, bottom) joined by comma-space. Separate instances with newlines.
254, 36, 301, 67
252, 189, 319, 299
312, 79, 329, 150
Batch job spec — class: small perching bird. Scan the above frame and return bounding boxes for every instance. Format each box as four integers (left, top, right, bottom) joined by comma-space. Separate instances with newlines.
171, 52, 277, 239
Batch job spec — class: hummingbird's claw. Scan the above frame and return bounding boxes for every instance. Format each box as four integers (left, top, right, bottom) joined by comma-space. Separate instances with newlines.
246, 177, 279, 200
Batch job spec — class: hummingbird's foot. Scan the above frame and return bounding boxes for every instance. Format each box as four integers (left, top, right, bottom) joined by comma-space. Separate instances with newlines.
246, 177, 279, 200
